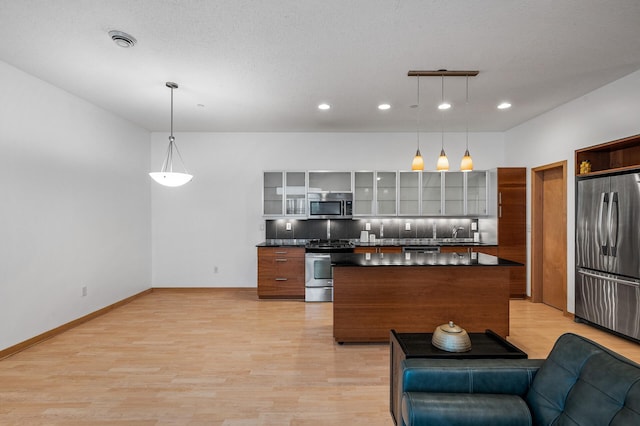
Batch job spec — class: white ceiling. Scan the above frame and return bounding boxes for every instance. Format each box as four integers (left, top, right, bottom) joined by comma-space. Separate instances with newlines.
1, 0, 640, 133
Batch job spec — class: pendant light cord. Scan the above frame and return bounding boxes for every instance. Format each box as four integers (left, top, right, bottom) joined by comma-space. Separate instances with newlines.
160, 83, 189, 174
440, 76, 445, 150
416, 76, 420, 152
170, 84, 174, 139
465, 75, 469, 150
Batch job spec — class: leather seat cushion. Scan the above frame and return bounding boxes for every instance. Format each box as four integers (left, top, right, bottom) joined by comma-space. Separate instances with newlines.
402, 392, 532, 426
526, 333, 640, 425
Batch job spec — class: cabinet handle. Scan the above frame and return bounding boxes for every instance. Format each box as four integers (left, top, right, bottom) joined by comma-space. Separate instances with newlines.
499, 206, 502, 218
275, 259, 288, 262
498, 192, 502, 204
274, 251, 288, 254
275, 278, 288, 281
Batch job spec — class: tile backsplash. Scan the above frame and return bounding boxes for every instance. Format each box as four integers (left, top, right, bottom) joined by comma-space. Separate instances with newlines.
266, 218, 478, 241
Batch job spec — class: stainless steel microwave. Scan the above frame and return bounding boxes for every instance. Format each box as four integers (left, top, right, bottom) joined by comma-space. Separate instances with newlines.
307, 192, 353, 219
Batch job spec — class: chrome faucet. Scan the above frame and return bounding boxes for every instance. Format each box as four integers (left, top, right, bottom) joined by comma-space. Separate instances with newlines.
452, 226, 465, 238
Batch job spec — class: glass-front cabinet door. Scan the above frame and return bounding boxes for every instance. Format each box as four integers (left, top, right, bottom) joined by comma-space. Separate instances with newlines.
444, 172, 464, 215
263, 172, 284, 216
376, 171, 397, 216
399, 171, 420, 216
285, 171, 307, 216
264, 169, 489, 218
263, 171, 307, 217
308, 171, 352, 192
353, 171, 375, 216
466, 171, 488, 216
421, 172, 442, 215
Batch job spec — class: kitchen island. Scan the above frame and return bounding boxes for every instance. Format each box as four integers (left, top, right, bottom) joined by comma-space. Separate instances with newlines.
331, 252, 520, 343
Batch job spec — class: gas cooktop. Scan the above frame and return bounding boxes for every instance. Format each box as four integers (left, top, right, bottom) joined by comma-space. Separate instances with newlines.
305, 239, 355, 253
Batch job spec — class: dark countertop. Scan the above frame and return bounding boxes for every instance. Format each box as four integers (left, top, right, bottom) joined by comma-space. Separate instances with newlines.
330, 252, 521, 267
257, 240, 308, 247
256, 239, 497, 248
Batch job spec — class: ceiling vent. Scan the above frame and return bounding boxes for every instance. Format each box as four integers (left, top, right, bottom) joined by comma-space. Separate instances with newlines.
108, 30, 137, 48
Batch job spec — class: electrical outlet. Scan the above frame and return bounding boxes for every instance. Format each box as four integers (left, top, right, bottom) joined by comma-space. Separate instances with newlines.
405, 222, 411, 231
471, 221, 477, 231
286, 222, 292, 231
365, 223, 371, 231
81, 286, 87, 297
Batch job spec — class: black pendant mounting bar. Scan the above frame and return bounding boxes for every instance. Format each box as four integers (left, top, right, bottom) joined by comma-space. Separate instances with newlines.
408, 70, 479, 77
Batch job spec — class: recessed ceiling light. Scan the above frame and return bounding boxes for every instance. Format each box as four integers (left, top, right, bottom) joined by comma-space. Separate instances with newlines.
497, 102, 512, 110
438, 102, 451, 110
318, 103, 331, 110
378, 103, 391, 110
108, 30, 137, 48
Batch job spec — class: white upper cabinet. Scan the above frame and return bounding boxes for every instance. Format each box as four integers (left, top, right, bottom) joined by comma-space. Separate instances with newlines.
263, 170, 488, 217
308, 171, 352, 192
422, 172, 442, 215
263, 171, 307, 217
443, 172, 465, 216
466, 171, 488, 215
376, 171, 397, 216
285, 172, 307, 216
399, 171, 420, 216
263, 171, 284, 216
353, 171, 375, 216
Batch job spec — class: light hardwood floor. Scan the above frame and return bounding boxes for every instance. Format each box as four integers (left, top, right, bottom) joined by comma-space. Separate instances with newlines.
1, 288, 639, 425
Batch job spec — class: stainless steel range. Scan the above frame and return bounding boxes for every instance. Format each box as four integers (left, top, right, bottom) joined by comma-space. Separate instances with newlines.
305, 240, 355, 302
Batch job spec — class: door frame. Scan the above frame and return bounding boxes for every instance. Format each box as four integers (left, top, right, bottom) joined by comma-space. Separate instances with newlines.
531, 160, 567, 313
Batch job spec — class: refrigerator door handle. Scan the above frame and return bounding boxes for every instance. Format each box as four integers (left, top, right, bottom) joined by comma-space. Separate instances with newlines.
608, 191, 619, 257
597, 192, 609, 256
577, 268, 640, 287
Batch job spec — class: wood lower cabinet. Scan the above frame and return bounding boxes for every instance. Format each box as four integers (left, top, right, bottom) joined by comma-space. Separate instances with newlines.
439, 245, 471, 254
497, 168, 527, 298
257, 247, 305, 299
439, 245, 498, 255
333, 265, 511, 343
474, 246, 498, 256
354, 246, 403, 254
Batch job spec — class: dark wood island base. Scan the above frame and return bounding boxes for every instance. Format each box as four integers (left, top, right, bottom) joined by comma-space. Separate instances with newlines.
331, 252, 519, 343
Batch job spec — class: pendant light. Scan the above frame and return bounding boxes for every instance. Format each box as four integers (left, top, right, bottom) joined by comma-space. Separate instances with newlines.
411, 76, 424, 171
436, 75, 449, 171
149, 82, 193, 187
407, 70, 479, 172
460, 75, 473, 172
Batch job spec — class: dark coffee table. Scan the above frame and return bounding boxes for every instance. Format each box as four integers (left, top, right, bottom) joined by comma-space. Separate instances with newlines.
390, 329, 527, 425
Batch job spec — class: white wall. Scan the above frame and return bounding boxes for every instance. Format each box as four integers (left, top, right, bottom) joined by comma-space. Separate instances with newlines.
505, 69, 640, 312
150, 131, 505, 287
0, 61, 151, 351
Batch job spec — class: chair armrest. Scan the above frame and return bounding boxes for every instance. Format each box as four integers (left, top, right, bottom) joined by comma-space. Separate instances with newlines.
402, 358, 544, 396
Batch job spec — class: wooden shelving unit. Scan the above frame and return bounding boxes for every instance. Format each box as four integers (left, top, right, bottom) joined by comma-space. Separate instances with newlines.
575, 134, 640, 176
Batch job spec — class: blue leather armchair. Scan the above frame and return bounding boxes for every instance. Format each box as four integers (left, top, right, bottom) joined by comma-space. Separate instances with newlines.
398, 333, 640, 426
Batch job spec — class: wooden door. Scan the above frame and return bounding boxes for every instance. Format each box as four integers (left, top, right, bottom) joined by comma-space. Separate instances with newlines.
541, 167, 565, 309
497, 168, 527, 298
531, 162, 567, 312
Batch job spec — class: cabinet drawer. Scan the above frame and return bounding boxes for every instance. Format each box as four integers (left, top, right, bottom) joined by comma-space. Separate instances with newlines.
258, 247, 305, 258
257, 247, 305, 299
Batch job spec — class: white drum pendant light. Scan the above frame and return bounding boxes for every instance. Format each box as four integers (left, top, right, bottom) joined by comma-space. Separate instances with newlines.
149, 82, 193, 187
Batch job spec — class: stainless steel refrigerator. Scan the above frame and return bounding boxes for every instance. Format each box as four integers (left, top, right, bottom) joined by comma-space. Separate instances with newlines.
575, 171, 640, 341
